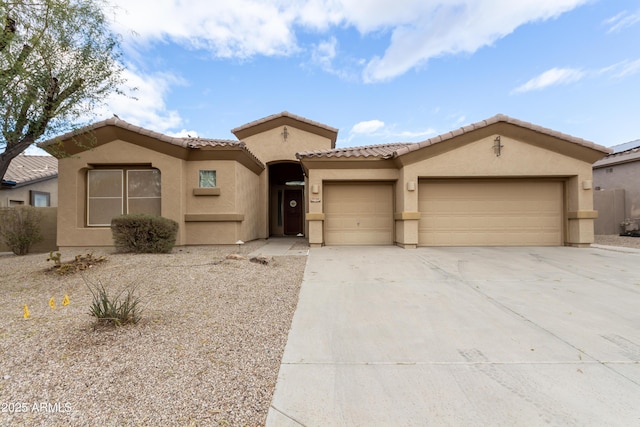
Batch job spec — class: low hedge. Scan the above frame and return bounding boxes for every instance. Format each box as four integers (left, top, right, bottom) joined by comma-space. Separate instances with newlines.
111, 214, 178, 253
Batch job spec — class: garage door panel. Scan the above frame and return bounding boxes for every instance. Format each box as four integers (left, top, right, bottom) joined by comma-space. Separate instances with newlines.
419, 180, 562, 246
325, 183, 393, 245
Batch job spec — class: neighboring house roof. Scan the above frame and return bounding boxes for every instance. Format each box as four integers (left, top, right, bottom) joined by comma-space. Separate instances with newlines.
232, 111, 339, 147
1, 155, 58, 188
299, 114, 611, 161
593, 143, 640, 168
38, 118, 265, 171
608, 139, 640, 154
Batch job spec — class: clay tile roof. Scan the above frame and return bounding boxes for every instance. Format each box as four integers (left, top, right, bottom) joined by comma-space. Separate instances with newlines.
39, 117, 191, 149
593, 143, 640, 168
3, 155, 58, 185
394, 114, 611, 157
38, 118, 264, 168
231, 111, 339, 146
186, 138, 246, 148
232, 111, 338, 135
297, 142, 415, 159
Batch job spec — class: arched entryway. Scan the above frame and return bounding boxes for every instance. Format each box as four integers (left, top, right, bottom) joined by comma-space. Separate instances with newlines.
269, 162, 305, 236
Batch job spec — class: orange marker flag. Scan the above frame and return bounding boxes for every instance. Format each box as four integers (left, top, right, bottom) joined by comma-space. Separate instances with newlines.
23, 304, 30, 319
49, 297, 55, 310
62, 294, 70, 306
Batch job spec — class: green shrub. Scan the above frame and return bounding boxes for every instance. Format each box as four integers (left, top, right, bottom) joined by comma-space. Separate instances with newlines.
86, 278, 142, 326
0, 207, 43, 255
111, 214, 178, 253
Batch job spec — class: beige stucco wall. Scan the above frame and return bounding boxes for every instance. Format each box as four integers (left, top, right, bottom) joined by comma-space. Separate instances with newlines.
235, 162, 264, 241
594, 162, 640, 219
304, 134, 598, 247
242, 126, 333, 164
242, 125, 333, 238
593, 189, 625, 234
184, 160, 263, 244
0, 207, 57, 253
55, 138, 266, 249
56, 139, 187, 248
0, 178, 58, 207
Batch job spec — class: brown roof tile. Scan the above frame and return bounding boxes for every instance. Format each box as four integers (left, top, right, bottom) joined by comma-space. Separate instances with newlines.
232, 111, 338, 135
297, 114, 611, 161
297, 142, 415, 159
394, 114, 611, 157
38, 118, 264, 168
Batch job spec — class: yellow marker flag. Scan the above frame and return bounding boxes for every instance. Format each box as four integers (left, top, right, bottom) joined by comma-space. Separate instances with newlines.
49, 297, 55, 310
62, 294, 70, 306
23, 304, 30, 319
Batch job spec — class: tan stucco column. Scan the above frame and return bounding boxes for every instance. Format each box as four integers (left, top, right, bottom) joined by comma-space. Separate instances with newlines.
306, 173, 324, 247
565, 175, 598, 247
394, 173, 420, 248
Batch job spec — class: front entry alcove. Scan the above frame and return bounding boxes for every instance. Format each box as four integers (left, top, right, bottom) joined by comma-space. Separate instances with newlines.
269, 162, 305, 236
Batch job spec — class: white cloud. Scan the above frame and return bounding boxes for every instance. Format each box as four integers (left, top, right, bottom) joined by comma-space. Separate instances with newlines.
106, 1, 589, 82
604, 10, 640, 33
351, 120, 385, 134
611, 58, 640, 78
167, 129, 199, 138
397, 128, 436, 139
360, 0, 589, 82
109, 0, 298, 58
512, 67, 585, 94
97, 67, 187, 133
311, 37, 338, 71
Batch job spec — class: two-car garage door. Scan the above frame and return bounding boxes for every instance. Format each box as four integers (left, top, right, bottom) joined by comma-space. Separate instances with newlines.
418, 180, 563, 246
322, 180, 563, 246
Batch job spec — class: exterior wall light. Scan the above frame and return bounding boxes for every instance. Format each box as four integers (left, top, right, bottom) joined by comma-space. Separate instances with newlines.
493, 135, 503, 156
407, 181, 416, 191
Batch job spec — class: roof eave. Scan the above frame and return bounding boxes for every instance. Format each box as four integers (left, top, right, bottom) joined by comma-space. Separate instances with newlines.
232, 111, 339, 147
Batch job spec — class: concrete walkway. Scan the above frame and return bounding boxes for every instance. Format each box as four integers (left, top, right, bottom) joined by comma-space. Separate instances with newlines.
267, 246, 640, 426
247, 237, 309, 257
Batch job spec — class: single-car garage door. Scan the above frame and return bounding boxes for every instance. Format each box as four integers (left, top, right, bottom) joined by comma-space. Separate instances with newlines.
324, 182, 394, 245
419, 180, 563, 246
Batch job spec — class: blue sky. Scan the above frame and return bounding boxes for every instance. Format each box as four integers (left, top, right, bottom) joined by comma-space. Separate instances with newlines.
62, 0, 640, 150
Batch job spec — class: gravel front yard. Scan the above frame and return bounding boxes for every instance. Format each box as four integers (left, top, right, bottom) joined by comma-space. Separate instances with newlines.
594, 234, 640, 249
0, 240, 307, 426
1, 236, 637, 426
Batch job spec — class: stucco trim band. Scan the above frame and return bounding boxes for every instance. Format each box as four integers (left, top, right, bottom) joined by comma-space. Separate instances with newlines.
192, 188, 221, 196
305, 213, 326, 221
185, 214, 244, 222
567, 211, 598, 219
394, 212, 421, 220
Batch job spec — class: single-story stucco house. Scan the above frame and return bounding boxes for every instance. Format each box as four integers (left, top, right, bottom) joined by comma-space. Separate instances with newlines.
0, 155, 58, 207
39, 112, 610, 249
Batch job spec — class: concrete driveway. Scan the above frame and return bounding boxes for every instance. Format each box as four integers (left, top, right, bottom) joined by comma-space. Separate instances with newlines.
267, 246, 640, 426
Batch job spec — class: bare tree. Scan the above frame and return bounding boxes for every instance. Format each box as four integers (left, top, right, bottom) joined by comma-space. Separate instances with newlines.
0, 0, 124, 179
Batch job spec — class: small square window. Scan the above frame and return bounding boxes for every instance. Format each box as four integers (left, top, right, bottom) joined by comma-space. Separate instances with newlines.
30, 191, 51, 207
199, 170, 216, 188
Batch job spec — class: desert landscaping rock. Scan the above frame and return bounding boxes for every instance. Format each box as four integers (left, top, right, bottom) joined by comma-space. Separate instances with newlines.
250, 256, 271, 265
0, 240, 306, 426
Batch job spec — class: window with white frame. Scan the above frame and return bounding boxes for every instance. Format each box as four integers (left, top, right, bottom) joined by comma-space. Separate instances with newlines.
199, 170, 216, 188
87, 168, 161, 226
